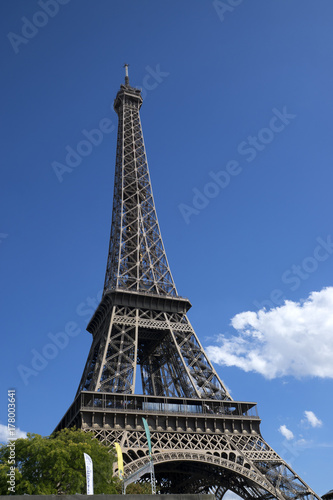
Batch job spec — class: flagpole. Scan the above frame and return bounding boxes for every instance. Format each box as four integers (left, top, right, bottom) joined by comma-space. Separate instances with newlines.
142, 418, 156, 494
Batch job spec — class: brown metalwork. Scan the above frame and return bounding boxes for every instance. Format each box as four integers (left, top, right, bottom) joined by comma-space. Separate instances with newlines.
55, 70, 320, 500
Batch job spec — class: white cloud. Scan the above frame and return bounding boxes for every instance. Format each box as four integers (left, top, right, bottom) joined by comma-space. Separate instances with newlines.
206, 287, 333, 379
303, 410, 323, 428
279, 424, 294, 440
0, 423, 27, 443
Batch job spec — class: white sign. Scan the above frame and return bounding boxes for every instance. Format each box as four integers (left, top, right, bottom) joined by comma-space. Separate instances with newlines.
84, 453, 94, 495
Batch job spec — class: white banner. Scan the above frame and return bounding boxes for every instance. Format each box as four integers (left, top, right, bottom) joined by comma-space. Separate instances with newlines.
84, 453, 94, 495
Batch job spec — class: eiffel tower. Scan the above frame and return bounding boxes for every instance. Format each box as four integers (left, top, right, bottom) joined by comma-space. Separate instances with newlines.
55, 67, 320, 500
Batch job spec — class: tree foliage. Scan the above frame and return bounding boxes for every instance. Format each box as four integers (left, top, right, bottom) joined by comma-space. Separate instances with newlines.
0, 428, 121, 495
126, 480, 153, 494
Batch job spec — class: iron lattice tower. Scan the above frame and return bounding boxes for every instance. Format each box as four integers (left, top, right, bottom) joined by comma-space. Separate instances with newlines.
56, 69, 320, 500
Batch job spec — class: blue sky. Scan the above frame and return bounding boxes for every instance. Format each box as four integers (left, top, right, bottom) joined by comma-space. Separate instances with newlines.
1, 0, 333, 495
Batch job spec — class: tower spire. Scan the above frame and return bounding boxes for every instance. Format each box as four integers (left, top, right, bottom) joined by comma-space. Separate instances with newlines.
124, 63, 129, 85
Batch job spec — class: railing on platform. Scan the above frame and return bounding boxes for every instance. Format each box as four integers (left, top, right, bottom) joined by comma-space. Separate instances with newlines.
78, 392, 259, 419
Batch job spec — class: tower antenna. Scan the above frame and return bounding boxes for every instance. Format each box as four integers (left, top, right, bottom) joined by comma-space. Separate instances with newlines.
124, 63, 129, 85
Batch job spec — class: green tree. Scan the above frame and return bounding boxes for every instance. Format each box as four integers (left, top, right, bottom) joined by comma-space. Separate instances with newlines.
126, 480, 154, 494
0, 428, 121, 495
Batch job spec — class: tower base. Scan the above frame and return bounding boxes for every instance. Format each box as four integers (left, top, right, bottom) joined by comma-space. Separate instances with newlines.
55, 392, 319, 500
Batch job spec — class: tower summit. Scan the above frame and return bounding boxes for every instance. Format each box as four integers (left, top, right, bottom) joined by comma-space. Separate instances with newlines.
124, 63, 129, 85
55, 71, 320, 500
